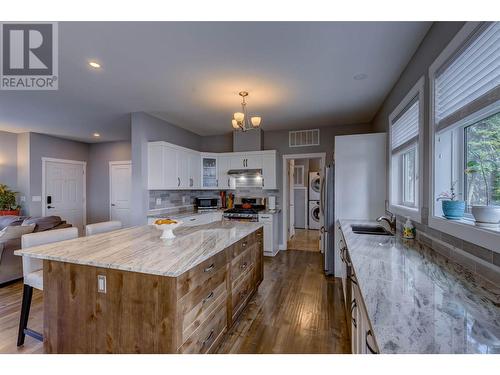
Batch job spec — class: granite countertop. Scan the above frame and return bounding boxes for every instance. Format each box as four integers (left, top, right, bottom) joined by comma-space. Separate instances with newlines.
15, 221, 262, 277
340, 219, 500, 354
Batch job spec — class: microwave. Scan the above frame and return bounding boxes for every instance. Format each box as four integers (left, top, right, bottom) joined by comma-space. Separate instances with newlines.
195, 198, 219, 210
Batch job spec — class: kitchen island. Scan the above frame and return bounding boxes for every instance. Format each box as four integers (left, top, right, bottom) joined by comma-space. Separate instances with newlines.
15, 221, 264, 353
338, 219, 500, 354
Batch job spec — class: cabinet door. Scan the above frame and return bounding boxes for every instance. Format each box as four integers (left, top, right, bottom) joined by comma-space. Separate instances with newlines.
218, 156, 235, 189
262, 222, 273, 254
163, 145, 178, 189
202, 156, 218, 189
177, 149, 190, 189
148, 143, 164, 189
189, 152, 201, 189
229, 155, 246, 169
262, 153, 277, 189
245, 154, 262, 169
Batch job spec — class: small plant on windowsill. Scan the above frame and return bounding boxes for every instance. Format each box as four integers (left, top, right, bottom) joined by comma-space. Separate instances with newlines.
436, 181, 465, 220
465, 156, 500, 227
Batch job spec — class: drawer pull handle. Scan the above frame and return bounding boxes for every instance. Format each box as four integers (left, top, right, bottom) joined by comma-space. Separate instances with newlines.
240, 262, 248, 270
202, 291, 214, 304
366, 330, 378, 354
350, 299, 357, 328
242, 242, 247, 247
202, 329, 215, 348
204, 264, 215, 273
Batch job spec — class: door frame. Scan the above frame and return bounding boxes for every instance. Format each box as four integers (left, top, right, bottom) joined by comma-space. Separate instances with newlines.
41, 157, 87, 225
109, 160, 132, 221
281, 152, 326, 250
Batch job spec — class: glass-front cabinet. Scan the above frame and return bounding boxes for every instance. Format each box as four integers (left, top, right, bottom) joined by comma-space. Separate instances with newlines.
201, 154, 218, 189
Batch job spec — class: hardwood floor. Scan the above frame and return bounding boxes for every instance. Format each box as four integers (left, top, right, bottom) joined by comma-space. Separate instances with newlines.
287, 229, 320, 252
0, 251, 349, 354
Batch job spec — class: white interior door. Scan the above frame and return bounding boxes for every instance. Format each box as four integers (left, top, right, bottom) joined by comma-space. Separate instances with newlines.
288, 160, 295, 239
44, 159, 86, 234
110, 161, 132, 227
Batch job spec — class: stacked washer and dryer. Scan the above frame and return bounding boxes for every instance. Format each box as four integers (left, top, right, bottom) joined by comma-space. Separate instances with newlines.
308, 172, 321, 230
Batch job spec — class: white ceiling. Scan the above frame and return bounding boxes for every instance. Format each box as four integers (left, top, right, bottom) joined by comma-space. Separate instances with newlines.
0, 22, 431, 142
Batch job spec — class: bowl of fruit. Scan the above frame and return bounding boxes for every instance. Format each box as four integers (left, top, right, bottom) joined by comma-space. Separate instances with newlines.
153, 218, 183, 239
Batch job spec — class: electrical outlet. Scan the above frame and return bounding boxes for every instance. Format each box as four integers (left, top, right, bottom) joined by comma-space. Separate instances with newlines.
156, 198, 162, 206
97, 275, 106, 293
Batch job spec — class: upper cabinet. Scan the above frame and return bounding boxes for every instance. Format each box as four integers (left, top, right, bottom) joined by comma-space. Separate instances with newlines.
229, 154, 262, 170
262, 151, 277, 190
201, 154, 218, 189
217, 155, 236, 190
148, 142, 277, 191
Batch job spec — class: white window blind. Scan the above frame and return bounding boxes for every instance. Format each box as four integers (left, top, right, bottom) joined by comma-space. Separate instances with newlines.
435, 22, 500, 130
391, 99, 419, 153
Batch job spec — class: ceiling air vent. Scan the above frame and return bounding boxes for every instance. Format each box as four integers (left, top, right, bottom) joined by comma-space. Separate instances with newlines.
289, 129, 320, 147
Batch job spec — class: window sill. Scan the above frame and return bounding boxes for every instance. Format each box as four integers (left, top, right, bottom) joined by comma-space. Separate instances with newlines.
429, 215, 500, 251
390, 204, 421, 223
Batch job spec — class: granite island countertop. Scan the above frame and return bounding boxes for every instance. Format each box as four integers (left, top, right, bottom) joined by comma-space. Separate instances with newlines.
340, 219, 500, 354
15, 221, 263, 277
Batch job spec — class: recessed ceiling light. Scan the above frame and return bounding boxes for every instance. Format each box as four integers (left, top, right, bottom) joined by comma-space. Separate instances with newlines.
353, 73, 368, 81
93, 133, 100, 137
89, 61, 101, 69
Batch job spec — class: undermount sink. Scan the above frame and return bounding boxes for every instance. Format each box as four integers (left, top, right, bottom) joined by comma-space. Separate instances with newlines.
351, 224, 393, 236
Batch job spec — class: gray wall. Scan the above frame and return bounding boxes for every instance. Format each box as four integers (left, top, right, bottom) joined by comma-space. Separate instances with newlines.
264, 122, 373, 245
131, 112, 203, 225
371, 21, 465, 223
87, 141, 131, 224
0, 130, 18, 190
16, 133, 30, 212
200, 133, 233, 153
233, 128, 263, 152
28, 133, 90, 217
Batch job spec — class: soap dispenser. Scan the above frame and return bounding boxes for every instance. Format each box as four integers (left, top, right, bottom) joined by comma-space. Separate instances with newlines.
402, 217, 415, 239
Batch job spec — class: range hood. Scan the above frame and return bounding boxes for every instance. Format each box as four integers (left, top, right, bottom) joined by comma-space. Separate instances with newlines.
227, 169, 262, 178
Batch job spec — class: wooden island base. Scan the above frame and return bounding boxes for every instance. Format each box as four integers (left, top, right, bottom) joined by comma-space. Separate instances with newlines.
43, 228, 263, 353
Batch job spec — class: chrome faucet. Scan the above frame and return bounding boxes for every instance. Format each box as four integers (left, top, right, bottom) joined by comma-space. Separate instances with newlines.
376, 211, 396, 234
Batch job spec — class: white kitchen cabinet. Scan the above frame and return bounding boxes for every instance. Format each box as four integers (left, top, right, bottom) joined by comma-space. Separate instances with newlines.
262, 151, 277, 189
148, 142, 179, 189
188, 151, 201, 189
217, 155, 235, 190
230, 154, 262, 170
201, 154, 218, 189
177, 149, 190, 188
258, 212, 279, 256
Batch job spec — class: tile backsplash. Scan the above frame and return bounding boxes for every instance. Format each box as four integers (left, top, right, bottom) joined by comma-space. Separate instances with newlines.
149, 190, 219, 210
149, 188, 280, 210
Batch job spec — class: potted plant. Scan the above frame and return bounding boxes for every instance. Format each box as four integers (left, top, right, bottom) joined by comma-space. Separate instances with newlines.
0, 184, 21, 216
465, 155, 500, 227
436, 181, 465, 220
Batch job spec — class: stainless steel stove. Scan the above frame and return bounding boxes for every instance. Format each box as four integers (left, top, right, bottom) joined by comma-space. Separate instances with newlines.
223, 198, 265, 222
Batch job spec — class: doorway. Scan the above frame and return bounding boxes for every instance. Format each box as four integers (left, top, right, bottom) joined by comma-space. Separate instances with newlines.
42, 158, 86, 234
109, 161, 132, 227
282, 153, 325, 251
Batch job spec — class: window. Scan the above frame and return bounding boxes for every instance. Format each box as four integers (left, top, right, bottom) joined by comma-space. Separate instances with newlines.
430, 21, 500, 250
388, 77, 424, 221
293, 165, 305, 186
464, 112, 500, 208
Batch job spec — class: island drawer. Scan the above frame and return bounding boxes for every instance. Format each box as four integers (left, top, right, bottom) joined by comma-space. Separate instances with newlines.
177, 249, 227, 299
231, 230, 260, 259
178, 299, 227, 354
231, 265, 256, 322
231, 244, 255, 286
178, 269, 227, 343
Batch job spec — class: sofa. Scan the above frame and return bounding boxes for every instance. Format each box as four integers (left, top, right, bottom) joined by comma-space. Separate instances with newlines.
0, 215, 72, 286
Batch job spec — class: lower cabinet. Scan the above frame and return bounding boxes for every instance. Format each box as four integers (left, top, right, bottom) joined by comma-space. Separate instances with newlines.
338, 224, 380, 355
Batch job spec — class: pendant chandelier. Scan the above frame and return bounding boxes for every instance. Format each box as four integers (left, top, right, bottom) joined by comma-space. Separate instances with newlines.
231, 91, 262, 132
